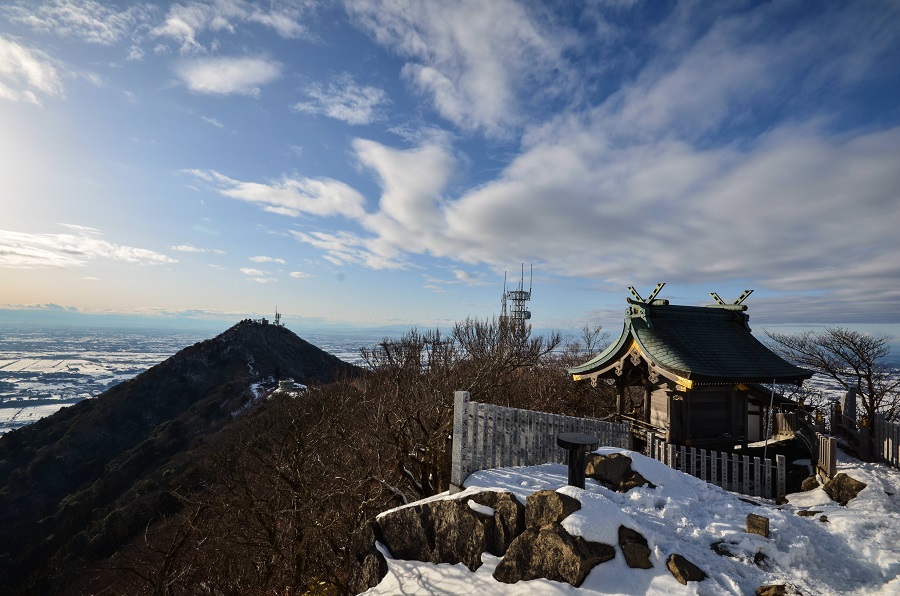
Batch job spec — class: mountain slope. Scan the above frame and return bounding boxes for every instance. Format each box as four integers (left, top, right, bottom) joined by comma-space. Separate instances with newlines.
0, 321, 358, 594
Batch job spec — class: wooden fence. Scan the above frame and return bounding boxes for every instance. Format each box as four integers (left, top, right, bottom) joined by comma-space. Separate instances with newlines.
875, 414, 900, 469
817, 432, 837, 479
449, 391, 632, 491
773, 412, 797, 438
649, 437, 786, 500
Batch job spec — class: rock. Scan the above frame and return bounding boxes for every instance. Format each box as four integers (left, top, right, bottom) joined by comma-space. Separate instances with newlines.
757, 584, 799, 595
377, 491, 523, 572
493, 523, 615, 587
618, 526, 652, 569
377, 504, 434, 563
819, 515, 829, 523
796, 509, 821, 517
427, 500, 486, 570
468, 491, 525, 556
666, 553, 707, 585
346, 520, 388, 594
348, 551, 388, 594
800, 476, 820, 492
525, 490, 581, 529
585, 453, 655, 492
746, 513, 770, 538
823, 473, 867, 506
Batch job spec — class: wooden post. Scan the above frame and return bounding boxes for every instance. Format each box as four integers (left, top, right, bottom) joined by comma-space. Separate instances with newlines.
450, 391, 470, 492
777, 454, 786, 499
643, 382, 652, 424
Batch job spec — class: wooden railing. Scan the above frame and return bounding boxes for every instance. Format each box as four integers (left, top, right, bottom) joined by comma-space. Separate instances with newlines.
817, 432, 837, 479
649, 436, 786, 500
875, 414, 900, 469
449, 391, 632, 491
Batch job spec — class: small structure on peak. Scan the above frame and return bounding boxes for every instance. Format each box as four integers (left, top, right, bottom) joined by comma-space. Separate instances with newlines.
569, 283, 813, 450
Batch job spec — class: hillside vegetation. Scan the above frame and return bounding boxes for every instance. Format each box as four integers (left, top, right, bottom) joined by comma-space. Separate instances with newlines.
0, 319, 610, 595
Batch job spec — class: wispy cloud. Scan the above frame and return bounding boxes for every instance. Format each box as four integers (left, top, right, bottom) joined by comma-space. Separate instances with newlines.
0, 35, 65, 105
346, 0, 575, 135
200, 115, 224, 128
151, 0, 311, 55
289, 271, 311, 279
3, 0, 154, 46
292, 73, 389, 125
170, 244, 225, 254
175, 56, 281, 96
0, 226, 177, 268
239, 267, 277, 283
184, 168, 367, 218
249, 256, 285, 264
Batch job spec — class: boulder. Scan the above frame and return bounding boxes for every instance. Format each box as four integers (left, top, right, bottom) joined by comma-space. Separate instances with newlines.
346, 520, 388, 594
796, 509, 822, 517
525, 490, 581, 529
618, 526, 652, 569
375, 490, 524, 573
468, 491, 525, 556
377, 504, 434, 563
823, 473, 867, 506
493, 523, 615, 587
585, 453, 655, 492
666, 553, 707, 585
756, 585, 786, 596
800, 476, 820, 492
427, 500, 486, 570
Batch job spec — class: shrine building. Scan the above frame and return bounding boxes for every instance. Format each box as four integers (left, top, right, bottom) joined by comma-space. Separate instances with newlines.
568, 284, 813, 450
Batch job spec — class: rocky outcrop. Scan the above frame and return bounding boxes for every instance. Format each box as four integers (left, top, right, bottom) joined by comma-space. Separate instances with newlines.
823, 473, 867, 505
666, 553, 708, 585
585, 453, 655, 492
493, 489, 615, 587
347, 521, 388, 595
376, 490, 525, 573
493, 524, 615, 586
524, 489, 581, 528
618, 526, 652, 569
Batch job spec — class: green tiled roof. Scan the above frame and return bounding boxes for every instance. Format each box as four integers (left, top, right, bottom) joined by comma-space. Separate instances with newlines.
570, 303, 813, 384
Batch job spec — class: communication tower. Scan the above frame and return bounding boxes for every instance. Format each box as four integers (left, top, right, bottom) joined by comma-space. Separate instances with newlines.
499, 264, 532, 328
274, 307, 283, 327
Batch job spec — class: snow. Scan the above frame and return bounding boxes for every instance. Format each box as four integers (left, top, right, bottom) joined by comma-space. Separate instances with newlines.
364, 447, 900, 595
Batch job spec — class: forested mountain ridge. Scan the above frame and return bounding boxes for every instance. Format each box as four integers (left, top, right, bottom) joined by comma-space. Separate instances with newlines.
0, 321, 357, 595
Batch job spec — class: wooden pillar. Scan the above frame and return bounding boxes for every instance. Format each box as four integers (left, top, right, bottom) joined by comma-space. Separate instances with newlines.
616, 381, 625, 419
643, 381, 651, 424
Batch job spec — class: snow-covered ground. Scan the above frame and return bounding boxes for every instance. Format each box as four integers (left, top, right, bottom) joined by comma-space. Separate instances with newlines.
365, 447, 900, 595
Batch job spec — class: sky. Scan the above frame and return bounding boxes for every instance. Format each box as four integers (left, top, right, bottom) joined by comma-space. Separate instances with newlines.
1, 0, 899, 337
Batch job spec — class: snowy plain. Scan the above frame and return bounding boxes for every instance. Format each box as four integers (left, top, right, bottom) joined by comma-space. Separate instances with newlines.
365, 447, 900, 595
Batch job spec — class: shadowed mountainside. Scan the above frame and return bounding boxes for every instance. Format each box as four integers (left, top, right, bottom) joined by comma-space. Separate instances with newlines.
0, 320, 357, 595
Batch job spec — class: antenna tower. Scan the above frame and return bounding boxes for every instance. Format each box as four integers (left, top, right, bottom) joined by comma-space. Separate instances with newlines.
274, 307, 282, 327
500, 264, 532, 328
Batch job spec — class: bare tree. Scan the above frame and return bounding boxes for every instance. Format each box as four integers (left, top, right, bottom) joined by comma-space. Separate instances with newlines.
765, 327, 900, 423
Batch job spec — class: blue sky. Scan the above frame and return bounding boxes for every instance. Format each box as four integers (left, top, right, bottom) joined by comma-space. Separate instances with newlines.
1, 0, 899, 336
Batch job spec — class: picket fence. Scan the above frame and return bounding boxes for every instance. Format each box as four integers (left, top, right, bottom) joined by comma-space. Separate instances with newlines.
649, 436, 786, 500
875, 414, 900, 469
449, 391, 632, 491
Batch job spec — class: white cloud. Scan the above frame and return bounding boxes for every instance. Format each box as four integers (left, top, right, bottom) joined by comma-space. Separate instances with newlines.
171, 244, 224, 254
239, 267, 264, 276
200, 115, 224, 127
175, 56, 281, 96
292, 73, 389, 125
346, 0, 575, 135
184, 168, 367, 218
0, 226, 177, 268
289, 271, 312, 279
3, 0, 153, 46
151, 0, 310, 55
0, 35, 65, 105
249, 256, 285, 264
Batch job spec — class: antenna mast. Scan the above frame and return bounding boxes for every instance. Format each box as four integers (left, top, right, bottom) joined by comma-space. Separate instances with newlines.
499, 264, 532, 329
